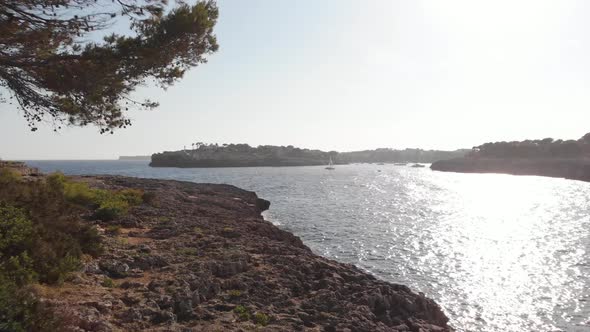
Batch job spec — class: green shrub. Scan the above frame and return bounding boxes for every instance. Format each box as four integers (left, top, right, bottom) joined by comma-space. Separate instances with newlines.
142, 191, 157, 205
0, 205, 33, 257
63, 181, 97, 206
78, 226, 103, 257
253, 312, 270, 326
156, 216, 171, 223
45, 172, 66, 184
92, 197, 129, 221
31, 236, 84, 285
0, 280, 62, 332
0, 177, 102, 284
227, 289, 242, 298
102, 277, 115, 288
234, 305, 250, 321
105, 225, 122, 235
117, 189, 143, 206
0, 173, 111, 328
93, 188, 143, 221
221, 226, 240, 238
0, 206, 37, 285
116, 237, 129, 246
51, 255, 82, 285
233, 305, 269, 326
49, 174, 144, 221
177, 247, 198, 256
0, 168, 21, 185
1, 253, 37, 286
0, 280, 36, 332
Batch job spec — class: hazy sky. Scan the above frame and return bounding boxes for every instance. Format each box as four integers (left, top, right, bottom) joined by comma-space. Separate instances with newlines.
1, 0, 590, 159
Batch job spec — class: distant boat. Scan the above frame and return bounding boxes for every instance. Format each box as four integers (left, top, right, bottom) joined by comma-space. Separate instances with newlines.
394, 163, 407, 166
411, 163, 425, 168
325, 156, 335, 170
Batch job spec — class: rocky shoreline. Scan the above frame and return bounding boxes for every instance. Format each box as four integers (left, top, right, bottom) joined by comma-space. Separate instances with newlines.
40, 176, 451, 331
431, 157, 590, 182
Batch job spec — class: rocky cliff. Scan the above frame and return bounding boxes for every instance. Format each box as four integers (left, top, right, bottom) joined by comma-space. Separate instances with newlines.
41, 176, 451, 331
0, 160, 40, 176
431, 157, 590, 182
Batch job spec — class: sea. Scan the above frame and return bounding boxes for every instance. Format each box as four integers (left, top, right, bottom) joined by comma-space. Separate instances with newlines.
25, 160, 590, 332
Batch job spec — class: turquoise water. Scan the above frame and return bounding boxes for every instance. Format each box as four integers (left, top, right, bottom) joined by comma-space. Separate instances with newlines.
26, 160, 590, 332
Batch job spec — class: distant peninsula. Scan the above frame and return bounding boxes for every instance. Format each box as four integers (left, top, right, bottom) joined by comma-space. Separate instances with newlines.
119, 155, 151, 161
149, 143, 468, 168
431, 133, 590, 182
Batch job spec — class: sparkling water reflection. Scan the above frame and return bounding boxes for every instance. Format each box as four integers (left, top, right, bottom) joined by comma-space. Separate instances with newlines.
27, 161, 590, 332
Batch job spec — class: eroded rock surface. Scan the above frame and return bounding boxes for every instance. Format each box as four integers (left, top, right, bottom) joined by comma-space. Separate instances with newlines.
41, 176, 451, 331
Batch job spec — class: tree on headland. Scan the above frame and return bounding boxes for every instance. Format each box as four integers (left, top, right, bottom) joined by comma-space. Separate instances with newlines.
0, 0, 219, 133
470, 133, 590, 159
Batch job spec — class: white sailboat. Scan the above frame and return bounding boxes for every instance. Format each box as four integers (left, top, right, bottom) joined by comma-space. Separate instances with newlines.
325, 156, 335, 170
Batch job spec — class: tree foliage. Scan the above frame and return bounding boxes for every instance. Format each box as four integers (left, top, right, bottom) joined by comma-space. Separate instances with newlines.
469, 132, 590, 159
0, 0, 219, 133
151, 143, 468, 167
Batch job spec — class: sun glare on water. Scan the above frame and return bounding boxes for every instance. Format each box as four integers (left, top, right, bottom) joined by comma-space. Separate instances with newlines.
426, 173, 590, 331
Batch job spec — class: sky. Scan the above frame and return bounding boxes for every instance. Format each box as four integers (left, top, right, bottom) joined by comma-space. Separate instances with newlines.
1, 0, 590, 159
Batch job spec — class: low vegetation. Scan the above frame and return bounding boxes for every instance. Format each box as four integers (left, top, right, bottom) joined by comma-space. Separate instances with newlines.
177, 247, 199, 256
253, 312, 270, 326
233, 305, 270, 326
227, 289, 243, 298
105, 225, 122, 235
0, 170, 143, 330
101, 277, 115, 288
234, 305, 250, 321
54, 173, 144, 221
